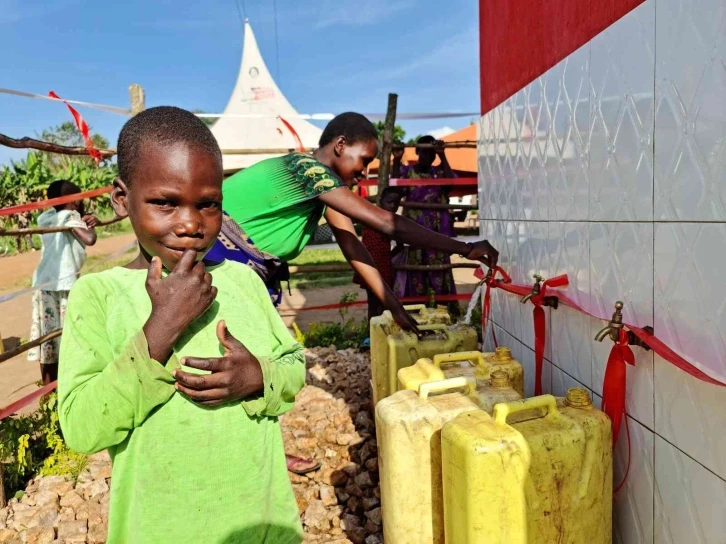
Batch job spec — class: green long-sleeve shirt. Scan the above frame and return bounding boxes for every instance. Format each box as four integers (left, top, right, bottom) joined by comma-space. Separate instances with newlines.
58, 261, 306, 544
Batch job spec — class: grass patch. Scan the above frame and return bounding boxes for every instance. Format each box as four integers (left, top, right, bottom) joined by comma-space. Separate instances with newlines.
287, 248, 350, 290
288, 248, 346, 267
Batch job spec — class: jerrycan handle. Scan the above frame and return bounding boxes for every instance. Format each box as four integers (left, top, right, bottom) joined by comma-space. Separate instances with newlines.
413, 358, 444, 380
433, 351, 485, 368
493, 395, 560, 425
419, 377, 475, 400
403, 304, 427, 315
415, 324, 448, 337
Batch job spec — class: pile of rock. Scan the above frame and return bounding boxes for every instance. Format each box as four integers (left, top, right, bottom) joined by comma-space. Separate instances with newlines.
282, 347, 382, 544
0, 346, 382, 544
0, 452, 111, 544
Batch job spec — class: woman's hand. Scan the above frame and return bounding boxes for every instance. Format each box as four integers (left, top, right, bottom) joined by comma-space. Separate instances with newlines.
463, 240, 499, 268
82, 214, 99, 228
174, 321, 264, 406
390, 303, 420, 335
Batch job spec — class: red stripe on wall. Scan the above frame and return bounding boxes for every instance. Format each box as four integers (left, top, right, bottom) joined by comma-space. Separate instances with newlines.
479, 0, 645, 114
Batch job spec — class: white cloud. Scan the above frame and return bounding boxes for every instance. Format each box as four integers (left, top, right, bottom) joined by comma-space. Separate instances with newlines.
314, 0, 415, 29
428, 126, 456, 139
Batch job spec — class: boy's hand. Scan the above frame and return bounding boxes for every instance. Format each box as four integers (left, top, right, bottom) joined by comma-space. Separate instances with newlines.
392, 143, 405, 160
143, 251, 218, 362
82, 214, 99, 228
174, 321, 264, 406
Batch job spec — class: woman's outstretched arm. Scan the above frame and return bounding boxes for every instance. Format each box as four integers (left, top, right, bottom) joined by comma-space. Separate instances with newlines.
319, 188, 498, 268
324, 207, 419, 333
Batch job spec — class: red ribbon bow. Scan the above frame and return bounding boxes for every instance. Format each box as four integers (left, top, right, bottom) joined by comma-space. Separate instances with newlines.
531, 275, 569, 395
49, 91, 103, 164
601, 328, 636, 445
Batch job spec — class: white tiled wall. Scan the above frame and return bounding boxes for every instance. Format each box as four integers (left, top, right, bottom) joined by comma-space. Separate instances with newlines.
478, 0, 726, 541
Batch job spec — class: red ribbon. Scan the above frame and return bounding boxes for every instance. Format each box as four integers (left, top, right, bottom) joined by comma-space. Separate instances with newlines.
278, 116, 305, 152
601, 329, 636, 445
530, 275, 569, 395
49, 91, 103, 164
0, 381, 57, 421
0, 186, 112, 217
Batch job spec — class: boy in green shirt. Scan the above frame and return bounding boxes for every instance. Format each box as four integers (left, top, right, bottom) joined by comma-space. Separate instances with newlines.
58, 106, 306, 543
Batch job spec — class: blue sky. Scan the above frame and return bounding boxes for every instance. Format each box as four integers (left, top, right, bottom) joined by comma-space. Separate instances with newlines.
0, 0, 480, 166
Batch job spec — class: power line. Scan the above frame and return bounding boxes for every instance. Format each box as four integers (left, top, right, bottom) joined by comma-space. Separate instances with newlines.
235, 0, 247, 26
272, 0, 280, 84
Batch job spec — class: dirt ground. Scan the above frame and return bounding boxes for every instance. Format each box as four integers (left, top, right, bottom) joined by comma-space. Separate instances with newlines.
0, 234, 479, 410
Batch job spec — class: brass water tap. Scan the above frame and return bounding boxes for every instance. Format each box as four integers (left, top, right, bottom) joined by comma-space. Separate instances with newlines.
521, 274, 559, 308
595, 301, 653, 350
595, 301, 625, 342
520, 274, 543, 304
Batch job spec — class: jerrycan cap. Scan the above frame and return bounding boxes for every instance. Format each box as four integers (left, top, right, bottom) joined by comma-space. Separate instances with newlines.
494, 347, 512, 362
564, 387, 593, 408
489, 370, 511, 388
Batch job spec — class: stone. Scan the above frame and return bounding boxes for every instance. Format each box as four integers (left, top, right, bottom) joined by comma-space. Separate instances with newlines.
75, 503, 102, 525
58, 509, 75, 523
336, 434, 354, 446
303, 501, 330, 533
37, 477, 66, 493
87, 522, 107, 544
354, 472, 374, 489
32, 492, 58, 509
347, 527, 367, 544
11, 508, 38, 532
364, 458, 378, 473
25, 527, 55, 544
364, 520, 380, 535
80, 479, 108, 501
329, 471, 347, 487
364, 535, 382, 544
361, 497, 379, 511
364, 507, 382, 526
31, 508, 58, 528
340, 514, 361, 530
59, 492, 85, 511
56, 521, 87, 540
48, 481, 73, 498
0, 529, 18, 543
88, 463, 112, 481
319, 485, 336, 507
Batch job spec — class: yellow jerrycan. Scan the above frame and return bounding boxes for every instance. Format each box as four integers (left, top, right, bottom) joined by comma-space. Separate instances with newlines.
432, 347, 525, 396
399, 359, 521, 414
373, 323, 478, 405
370, 305, 451, 404
442, 390, 612, 544
376, 377, 483, 544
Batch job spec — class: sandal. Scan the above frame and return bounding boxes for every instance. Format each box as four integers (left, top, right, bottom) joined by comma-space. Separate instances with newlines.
286, 454, 321, 475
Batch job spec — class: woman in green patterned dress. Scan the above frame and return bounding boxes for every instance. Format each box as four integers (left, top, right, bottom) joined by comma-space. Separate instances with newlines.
209, 112, 498, 332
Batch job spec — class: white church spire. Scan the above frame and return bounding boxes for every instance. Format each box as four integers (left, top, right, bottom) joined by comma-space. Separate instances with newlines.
211, 20, 322, 172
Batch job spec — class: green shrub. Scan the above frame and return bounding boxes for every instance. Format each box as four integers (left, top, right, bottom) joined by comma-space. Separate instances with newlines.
0, 392, 87, 499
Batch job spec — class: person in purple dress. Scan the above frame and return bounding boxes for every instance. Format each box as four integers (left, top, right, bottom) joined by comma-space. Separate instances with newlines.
391, 135, 458, 307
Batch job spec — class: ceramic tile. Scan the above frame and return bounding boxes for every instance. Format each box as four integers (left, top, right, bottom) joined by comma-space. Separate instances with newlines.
519, 342, 552, 398
550, 222, 590, 307
591, 315, 655, 429
654, 0, 726, 221
551, 306, 593, 389
654, 223, 726, 382
613, 416, 655, 544
655, 436, 726, 543
589, 0, 655, 221
589, 222, 653, 326
655, 355, 726, 481
551, 364, 588, 397
543, 47, 591, 222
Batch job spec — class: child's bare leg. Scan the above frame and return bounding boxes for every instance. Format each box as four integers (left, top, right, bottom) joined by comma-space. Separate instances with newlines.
40, 362, 58, 385
366, 288, 384, 323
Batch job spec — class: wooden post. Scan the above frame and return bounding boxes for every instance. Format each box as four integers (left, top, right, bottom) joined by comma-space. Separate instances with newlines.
129, 84, 146, 116
377, 93, 398, 205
